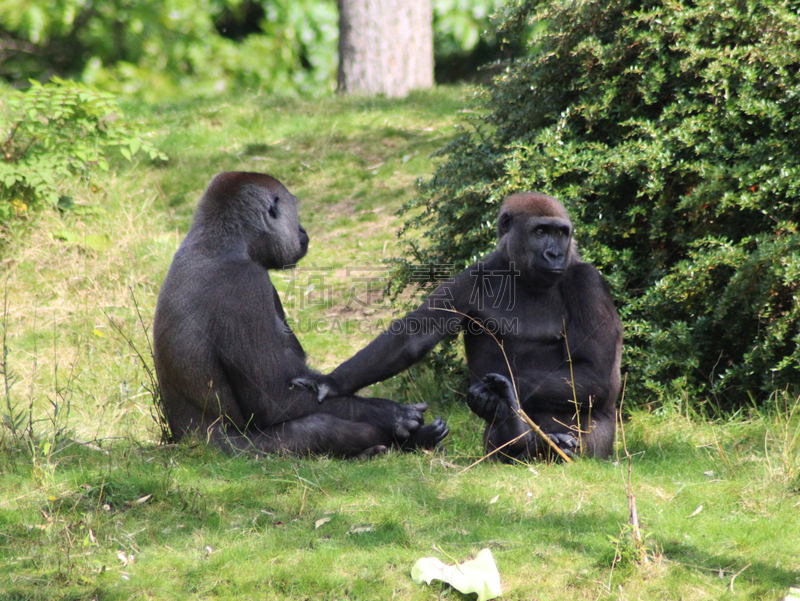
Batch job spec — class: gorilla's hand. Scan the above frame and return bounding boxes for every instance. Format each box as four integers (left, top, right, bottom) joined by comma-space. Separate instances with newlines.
467, 373, 518, 422
546, 432, 580, 459
290, 374, 339, 402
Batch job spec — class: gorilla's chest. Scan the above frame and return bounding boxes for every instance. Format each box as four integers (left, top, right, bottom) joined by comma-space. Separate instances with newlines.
517, 300, 565, 344
485, 289, 566, 346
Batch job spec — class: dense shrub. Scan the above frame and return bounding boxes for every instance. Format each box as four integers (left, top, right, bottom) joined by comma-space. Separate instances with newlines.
394, 0, 800, 408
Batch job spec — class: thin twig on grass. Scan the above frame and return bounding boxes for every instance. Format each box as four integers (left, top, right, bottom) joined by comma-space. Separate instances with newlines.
616, 374, 647, 563
729, 563, 751, 593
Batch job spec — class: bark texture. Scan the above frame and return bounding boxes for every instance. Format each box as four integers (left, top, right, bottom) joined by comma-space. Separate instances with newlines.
338, 0, 433, 97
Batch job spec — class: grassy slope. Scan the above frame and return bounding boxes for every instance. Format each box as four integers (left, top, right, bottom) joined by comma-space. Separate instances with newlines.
1, 86, 799, 600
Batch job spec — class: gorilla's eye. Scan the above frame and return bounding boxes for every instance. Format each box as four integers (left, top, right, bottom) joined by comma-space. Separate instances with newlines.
268, 196, 279, 219
499, 213, 513, 233
533, 227, 546, 237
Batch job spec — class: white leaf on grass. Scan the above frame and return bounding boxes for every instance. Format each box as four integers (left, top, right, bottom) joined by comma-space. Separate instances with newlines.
315, 517, 332, 529
687, 505, 703, 518
783, 586, 800, 601
489, 495, 499, 504
127, 494, 152, 506
411, 548, 502, 601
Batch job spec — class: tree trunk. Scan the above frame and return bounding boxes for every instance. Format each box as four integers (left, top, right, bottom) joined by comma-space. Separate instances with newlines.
337, 0, 434, 98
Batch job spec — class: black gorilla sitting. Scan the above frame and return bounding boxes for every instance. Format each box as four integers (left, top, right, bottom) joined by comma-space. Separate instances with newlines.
153, 172, 448, 457
296, 192, 622, 461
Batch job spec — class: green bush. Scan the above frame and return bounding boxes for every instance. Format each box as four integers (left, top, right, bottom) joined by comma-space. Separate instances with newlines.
0, 78, 165, 221
394, 0, 800, 408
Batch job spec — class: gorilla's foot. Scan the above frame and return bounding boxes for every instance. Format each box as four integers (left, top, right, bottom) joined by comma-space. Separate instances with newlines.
387, 402, 428, 439
544, 431, 580, 459
400, 416, 450, 451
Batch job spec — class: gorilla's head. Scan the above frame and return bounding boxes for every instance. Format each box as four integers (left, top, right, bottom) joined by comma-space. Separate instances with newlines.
193, 172, 309, 269
497, 192, 578, 288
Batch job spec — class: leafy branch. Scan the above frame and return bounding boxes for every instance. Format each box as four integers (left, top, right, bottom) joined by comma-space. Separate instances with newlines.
0, 77, 167, 222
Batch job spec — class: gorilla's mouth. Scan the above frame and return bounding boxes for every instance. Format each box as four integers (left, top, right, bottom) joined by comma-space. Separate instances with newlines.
536, 266, 565, 275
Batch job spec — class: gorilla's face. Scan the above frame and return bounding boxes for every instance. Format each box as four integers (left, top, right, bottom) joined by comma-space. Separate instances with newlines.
244, 181, 309, 270
499, 212, 573, 288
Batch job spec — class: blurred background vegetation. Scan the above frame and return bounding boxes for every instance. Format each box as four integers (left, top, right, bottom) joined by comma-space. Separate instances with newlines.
0, 0, 511, 100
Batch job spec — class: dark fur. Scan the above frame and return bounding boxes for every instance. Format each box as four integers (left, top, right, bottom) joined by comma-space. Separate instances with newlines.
298, 192, 622, 461
153, 172, 448, 457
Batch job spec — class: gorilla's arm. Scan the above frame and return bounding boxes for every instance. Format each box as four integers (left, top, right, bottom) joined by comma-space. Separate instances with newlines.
297, 273, 474, 398
331, 305, 464, 394
273, 286, 306, 366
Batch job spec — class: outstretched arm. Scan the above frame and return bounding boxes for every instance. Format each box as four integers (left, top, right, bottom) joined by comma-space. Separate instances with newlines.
330, 303, 465, 394
295, 273, 473, 399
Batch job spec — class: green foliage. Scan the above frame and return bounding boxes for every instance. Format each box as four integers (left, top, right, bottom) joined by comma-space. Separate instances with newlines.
0, 0, 520, 98
395, 0, 800, 408
0, 78, 165, 221
0, 0, 339, 100
433, 0, 506, 56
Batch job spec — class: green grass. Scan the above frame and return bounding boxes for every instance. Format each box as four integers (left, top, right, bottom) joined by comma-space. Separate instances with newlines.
1, 85, 800, 600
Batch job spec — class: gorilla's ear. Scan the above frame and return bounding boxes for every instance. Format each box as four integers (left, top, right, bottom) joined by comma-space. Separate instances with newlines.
498, 212, 513, 236
267, 195, 279, 219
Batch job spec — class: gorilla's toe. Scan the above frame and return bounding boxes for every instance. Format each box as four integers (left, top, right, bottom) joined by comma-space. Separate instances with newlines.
400, 416, 450, 451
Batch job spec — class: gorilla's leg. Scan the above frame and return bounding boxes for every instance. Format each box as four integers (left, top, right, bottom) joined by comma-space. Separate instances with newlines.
206, 414, 392, 458
580, 408, 616, 458
266, 386, 432, 442
320, 396, 448, 450
209, 411, 447, 457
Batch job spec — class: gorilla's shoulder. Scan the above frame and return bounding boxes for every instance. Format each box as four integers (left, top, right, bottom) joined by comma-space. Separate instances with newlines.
469, 250, 506, 271
563, 261, 612, 292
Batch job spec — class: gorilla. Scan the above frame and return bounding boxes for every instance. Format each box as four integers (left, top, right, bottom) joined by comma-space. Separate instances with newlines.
153, 172, 448, 457
295, 192, 622, 462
